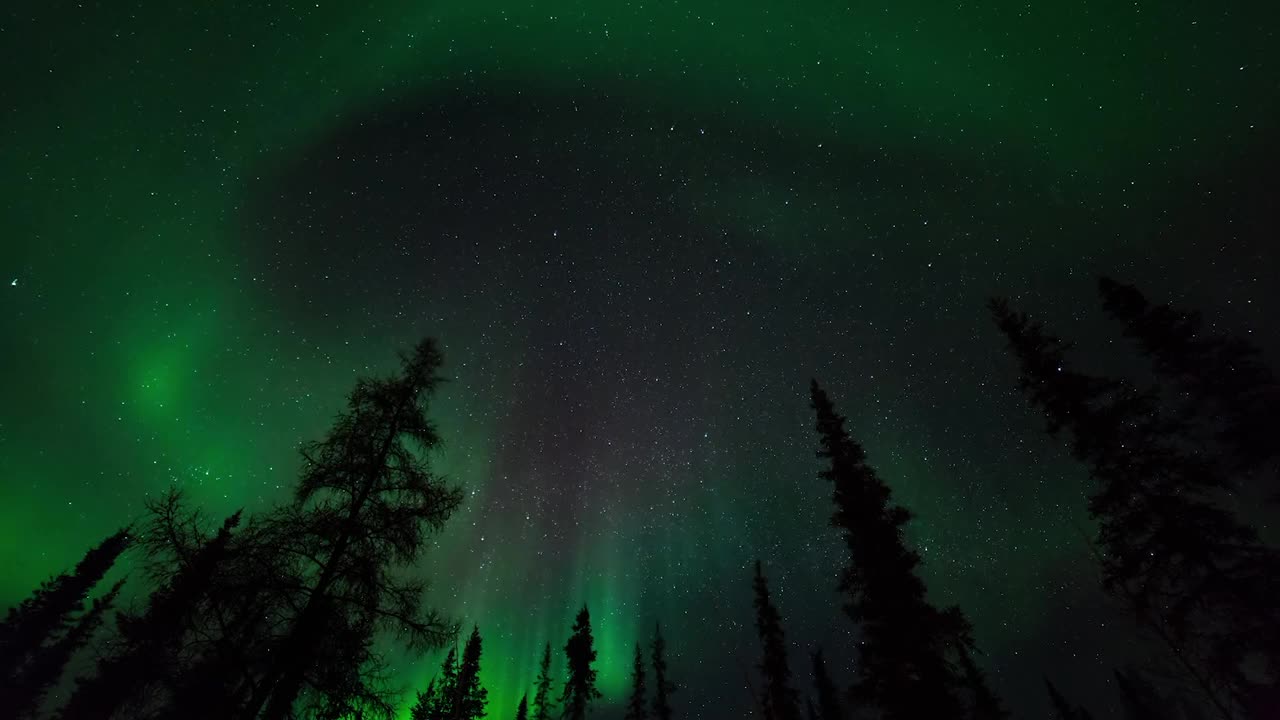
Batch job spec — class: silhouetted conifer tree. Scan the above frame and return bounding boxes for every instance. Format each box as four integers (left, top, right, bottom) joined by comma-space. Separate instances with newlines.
809, 649, 843, 720
292, 597, 395, 720
956, 647, 1007, 720
560, 606, 601, 720
453, 626, 488, 719
410, 678, 438, 720
10, 579, 124, 719
810, 381, 981, 719
752, 561, 800, 720
1045, 677, 1095, 720
419, 646, 460, 720
0, 528, 130, 684
532, 642, 556, 720
624, 642, 647, 720
1098, 277, 1280, 487
651, 623, 675, 720
244, 339, 463, 720
142, 492, 291, 720
59, 511, 242, 720
438, 649, 458, 708
991, 299, 1280, 719
515, 694, 529, 720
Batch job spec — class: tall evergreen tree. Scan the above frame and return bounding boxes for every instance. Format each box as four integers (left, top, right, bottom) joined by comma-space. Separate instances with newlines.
144, 493, 293, 720
531, 642, 555, 720
426, 646, 460, 720
1098, 277, 1280, 484
0, 528, 130, 683
559, 606, 601, 720
956, 647, 1008, 720
410, 679, 438, 720
59, 511, 242, 720
991, 299, 1280, 719
650, 623, 674, 720
624, 642, 647, 720
514, 694, 529, 720
1045, 677, 1095, 720
810, 381, 979, 719
10, 579, 124, 719
809, 649, 843, 720
751, 561, 800, 720
453, 626, 488, 720
245, 339, 464, 720
284, 596, 394, 720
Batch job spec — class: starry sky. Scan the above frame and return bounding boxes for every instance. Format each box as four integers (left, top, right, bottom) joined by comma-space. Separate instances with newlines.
2, 2, 1278, 718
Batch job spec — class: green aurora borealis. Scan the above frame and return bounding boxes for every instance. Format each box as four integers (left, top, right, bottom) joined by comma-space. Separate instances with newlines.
2, 2, 1278, 718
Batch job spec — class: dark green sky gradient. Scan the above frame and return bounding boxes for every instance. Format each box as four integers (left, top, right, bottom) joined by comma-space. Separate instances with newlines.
2, 2, 1277, 718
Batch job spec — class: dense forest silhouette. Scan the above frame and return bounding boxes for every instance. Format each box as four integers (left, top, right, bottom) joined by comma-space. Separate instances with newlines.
2, 281, 1277, 720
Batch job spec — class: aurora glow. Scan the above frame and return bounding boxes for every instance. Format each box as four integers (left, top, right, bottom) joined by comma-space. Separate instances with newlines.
2, 2, 1277, 718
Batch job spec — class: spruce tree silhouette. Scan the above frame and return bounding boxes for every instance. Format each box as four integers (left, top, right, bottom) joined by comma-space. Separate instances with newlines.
1098, 277, 1280, 488
410, 678, 438, 720
149, 494, 294, 720
453, 626, 488, 720
416, 646, 459, 720
58, 511, 242, 720
956, 647, 1008, 720
751, 560, 800, 720
991, 298, 1280, 719
624, 642, 647, 720
0, 528, 130, 685
650, 623, 675, 720
809, 648, 843, 720
515, 694, 529, 720
9, 579, 124, 719
809, 381, 980, 719
244, 338, 463, 720
560, 606, 601, 720
1045, 677, 1095, 720
531, 642, 556, 720
293, 597, 397, 720
158, 527, 296, 712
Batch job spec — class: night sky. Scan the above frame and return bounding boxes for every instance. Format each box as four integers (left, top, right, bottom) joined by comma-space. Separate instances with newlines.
2, 3, 1278, 718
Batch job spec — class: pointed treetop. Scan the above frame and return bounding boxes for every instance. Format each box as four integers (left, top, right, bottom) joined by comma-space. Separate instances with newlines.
808, 383, 980, 719
560, 605, 602, 720
624, 641, 647, 720
752, 560, 801, 720
651, 622, 675, 720
532, 640, 556, 720
0, 527, 131, 682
